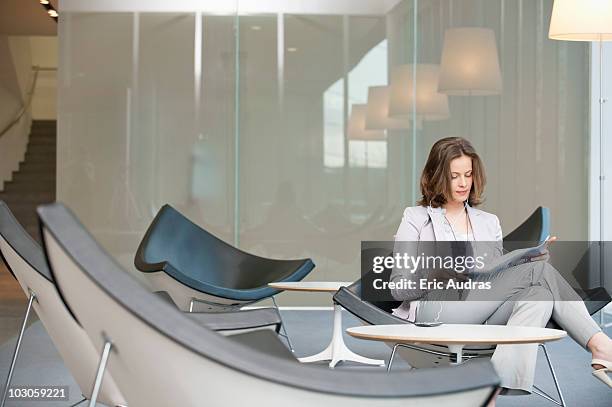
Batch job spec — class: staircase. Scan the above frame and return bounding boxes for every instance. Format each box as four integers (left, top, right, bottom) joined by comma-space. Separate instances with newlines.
0, 120, 56, 241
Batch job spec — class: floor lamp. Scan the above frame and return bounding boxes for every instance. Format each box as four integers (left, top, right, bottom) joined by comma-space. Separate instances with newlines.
549, 0, 612, 327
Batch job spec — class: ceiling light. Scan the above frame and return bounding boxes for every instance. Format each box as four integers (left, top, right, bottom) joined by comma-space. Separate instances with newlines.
287, 47, 298, 52
40, 0, 50, 4
251, 25, 262, 31
48, 9, 58, 18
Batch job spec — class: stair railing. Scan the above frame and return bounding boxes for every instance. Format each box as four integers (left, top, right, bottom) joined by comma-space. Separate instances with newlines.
0, 66, 56, 139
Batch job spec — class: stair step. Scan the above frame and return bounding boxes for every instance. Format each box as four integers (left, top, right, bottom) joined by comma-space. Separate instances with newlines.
4, 177, 55, 184
28, 132, 56, 138
31, 123, 56, 130
3, 182, 55, 191
29, 128, 56, 133
25, 147, 55, 153
28, 133, 56, 139
26, 145, 57, 155
27, 137, 56, 142
27, 138, 56, 146
13, 172, 56, 180
18, 162, 56, 170
0, 188, 55, 196
28, 129, 56, 135
24, 153, 56, 161
4, 177, 55, 185
0, 194, 55, 204
2, 196, 55, 203
10, 172, 56, 179
14, 162, 55, 174
14, 172, 56, 180
28, 137, 56, 143
23, 150, 56, 158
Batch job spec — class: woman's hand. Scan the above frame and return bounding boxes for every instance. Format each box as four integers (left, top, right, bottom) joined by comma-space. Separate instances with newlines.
525, 236, 557, 262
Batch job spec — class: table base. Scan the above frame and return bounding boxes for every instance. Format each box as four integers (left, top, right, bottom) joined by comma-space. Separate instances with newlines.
298, 304, 385, 368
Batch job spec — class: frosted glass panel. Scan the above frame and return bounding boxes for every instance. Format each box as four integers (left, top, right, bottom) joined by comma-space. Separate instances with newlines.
58, 10, 238, 272
411, 0, 589, 240
57, 0, 590, 303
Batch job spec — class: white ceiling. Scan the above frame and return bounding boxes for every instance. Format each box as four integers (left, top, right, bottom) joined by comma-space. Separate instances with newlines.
59, 0, 403, 15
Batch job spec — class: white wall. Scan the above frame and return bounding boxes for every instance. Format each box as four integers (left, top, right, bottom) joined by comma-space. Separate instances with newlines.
0, 36, 31, 190
29, 36, 58, 120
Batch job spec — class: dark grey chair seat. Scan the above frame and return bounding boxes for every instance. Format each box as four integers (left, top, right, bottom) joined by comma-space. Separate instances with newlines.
228, 330, 296, 361
134, 204, 315, 306
154, 291, 282, 333
188, 307, 282, 333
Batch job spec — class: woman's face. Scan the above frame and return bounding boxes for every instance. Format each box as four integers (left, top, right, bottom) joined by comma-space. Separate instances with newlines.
448, 154, 473, 204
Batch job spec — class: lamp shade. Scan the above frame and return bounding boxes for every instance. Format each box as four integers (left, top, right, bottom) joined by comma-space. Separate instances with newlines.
549, 0, 612, 41
348, 104, 386, 140
438, 27, 502, 95
364, 86, 410, 130
388, 64, 450, 121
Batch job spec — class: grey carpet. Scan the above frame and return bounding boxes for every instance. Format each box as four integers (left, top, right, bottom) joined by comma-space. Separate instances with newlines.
1, 310, 611, 406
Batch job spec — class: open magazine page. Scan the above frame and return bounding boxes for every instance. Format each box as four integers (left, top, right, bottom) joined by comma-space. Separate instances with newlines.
473, 237, 550, 275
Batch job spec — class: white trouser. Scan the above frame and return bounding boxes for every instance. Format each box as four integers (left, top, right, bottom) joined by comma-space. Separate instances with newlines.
416, 260, 602, 393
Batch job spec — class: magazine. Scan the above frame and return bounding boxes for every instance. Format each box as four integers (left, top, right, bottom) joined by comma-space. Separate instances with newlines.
472, 236, 551, 275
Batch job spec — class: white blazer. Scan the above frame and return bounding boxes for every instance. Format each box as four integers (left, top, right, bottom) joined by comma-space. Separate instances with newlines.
390, 203, 505, 315
394, 203, 503, 242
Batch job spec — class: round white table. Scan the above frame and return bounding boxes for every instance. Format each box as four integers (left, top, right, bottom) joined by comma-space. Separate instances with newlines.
268, 281, 385, 368
346, 324, 566, 367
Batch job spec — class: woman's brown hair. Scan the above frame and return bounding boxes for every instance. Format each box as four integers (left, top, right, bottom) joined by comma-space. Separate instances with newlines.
417, 137, 486, 208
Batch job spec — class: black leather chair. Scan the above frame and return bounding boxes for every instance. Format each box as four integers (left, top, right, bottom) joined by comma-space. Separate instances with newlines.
134, 204, 315, 312
39, 202, 500, 407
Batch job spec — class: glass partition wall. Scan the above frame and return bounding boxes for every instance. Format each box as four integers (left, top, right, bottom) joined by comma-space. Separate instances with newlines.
58, 1, 591, 305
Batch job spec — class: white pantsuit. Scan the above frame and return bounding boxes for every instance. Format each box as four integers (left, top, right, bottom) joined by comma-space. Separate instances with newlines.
391, 204, 601, 393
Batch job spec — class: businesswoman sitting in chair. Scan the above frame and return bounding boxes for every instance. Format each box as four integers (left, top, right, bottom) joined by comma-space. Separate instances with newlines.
390, 137, 612, 401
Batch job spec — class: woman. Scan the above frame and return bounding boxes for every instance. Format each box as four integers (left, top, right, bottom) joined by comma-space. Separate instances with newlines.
390, 137, 611, 400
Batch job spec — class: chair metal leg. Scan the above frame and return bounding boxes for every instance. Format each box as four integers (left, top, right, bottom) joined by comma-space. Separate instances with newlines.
532, 344, 566, 407
1, 291, 36, 407
271, 296, 295, 352
68, 396, 87, 407
88, 337, 113, 407
387, 343, 400, 372
601, 305, 612, 328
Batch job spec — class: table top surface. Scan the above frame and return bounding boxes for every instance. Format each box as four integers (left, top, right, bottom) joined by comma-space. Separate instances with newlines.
268, 281, 353, 292
346, 324, 567, 345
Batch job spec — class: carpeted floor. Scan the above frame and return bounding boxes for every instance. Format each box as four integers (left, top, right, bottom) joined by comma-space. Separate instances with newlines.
0, 309, 611, 406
